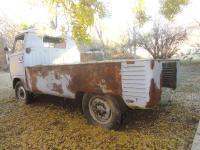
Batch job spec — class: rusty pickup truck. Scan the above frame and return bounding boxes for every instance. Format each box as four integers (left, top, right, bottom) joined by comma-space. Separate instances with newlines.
4, 30, 179, 129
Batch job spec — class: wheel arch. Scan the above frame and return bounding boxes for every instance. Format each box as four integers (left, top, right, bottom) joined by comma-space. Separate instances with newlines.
82, 93, 127, 130
13, 78, 21, 89
82, 93, 128, 112
75, 92, 128, 113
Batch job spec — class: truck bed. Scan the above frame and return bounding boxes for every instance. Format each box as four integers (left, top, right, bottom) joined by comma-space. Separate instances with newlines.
25, 59, 179, 109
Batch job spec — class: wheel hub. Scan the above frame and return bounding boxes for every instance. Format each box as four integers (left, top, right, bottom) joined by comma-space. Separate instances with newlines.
89, 97, 111, 124
17, 86, 26, 100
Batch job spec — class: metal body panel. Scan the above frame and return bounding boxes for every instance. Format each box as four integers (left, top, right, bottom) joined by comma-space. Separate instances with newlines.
24, 31, 80, 67
121, 60, 162, 108
24, 47, 80, 66
25, 59, 176, 109
9, 51, 25, 85
26, 62, 122, 99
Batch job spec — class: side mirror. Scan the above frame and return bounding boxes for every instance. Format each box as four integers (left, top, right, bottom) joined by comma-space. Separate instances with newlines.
4, 47, 9, 52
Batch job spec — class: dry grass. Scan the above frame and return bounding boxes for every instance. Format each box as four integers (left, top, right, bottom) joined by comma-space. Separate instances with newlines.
0, 64, 200, 149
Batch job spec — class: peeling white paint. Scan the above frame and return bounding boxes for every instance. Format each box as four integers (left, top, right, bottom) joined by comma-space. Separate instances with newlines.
98, 79, 113, 93
152, 61, 162, 89
36, 71, 75, 98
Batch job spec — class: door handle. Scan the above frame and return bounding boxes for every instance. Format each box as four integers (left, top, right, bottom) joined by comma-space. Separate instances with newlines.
26, 48, 31, 53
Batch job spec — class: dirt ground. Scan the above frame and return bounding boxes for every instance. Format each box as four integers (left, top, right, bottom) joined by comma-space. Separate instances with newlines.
0, 64, 200, 150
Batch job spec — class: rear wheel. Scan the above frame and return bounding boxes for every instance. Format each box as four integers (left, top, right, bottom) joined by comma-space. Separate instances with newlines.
15, 81, 34, 104
82, 94, 122, 130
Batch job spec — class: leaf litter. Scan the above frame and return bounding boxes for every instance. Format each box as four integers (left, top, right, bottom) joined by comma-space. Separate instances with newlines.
0, 64, 200, 149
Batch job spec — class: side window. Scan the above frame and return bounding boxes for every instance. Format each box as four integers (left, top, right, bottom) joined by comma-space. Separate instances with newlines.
14, 40, 24, 52
43, 36, 66, 48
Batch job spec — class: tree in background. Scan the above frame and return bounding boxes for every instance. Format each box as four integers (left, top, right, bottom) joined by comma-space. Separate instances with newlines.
134, 0, 190, 24
160, 0, 190, 20
138, 23, 187, 59
43, 0, 190, 59
0, 17, 19, 49
46, 0, 106, 44
0, 16, 19, 69
119, 26, 140, 59
128, 0, 190, 59
20, 22, 35, 31
133, 0, 150, 27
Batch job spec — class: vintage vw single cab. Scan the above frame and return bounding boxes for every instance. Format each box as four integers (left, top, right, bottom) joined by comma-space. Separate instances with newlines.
4, 30, 179, 129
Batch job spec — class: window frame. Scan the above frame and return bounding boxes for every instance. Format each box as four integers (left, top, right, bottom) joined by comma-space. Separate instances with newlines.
13, 34, 25, 53
43, 35, 66, 49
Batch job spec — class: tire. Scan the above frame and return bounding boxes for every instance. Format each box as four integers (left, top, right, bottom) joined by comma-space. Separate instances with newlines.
15, 81, 34, 104
82, 94, 122, 130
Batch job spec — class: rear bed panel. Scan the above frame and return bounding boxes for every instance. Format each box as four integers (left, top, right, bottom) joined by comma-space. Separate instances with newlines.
121, 60, 162, 108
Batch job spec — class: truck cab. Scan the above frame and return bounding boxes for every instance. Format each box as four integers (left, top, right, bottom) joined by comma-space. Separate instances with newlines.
7, 30, 80, 90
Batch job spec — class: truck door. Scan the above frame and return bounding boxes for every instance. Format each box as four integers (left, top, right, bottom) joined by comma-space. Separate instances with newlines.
9, 34, 25, 80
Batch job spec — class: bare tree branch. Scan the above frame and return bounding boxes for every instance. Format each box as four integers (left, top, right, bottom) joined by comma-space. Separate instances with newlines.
138, 23, 187, 59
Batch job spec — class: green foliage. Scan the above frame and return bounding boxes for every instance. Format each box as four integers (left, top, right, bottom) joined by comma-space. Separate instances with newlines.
134, 0, 190, 27
133, 0, 150, 27
47, 0, 105, 44
160, 0, 190, 20
20, 22, 34, 30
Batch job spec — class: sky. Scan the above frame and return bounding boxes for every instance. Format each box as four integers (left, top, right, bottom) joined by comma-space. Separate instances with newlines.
0, 0, 200, 57
0, 0, 50, 25
0, 0, 200, 36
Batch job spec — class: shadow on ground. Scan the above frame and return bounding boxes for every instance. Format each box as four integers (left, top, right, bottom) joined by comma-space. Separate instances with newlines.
30, 94, 161, 130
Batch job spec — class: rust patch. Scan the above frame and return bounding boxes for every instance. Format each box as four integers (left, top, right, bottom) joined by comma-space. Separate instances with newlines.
146, 79, 161, 108
126, 61, 135, 64
27, 62, 122, 97
52, 83, 63, 94
150, 60, 155, 69
25, 68, 30, 90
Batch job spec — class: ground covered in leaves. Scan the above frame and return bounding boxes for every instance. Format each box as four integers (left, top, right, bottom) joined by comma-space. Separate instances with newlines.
0, 64, 200, 149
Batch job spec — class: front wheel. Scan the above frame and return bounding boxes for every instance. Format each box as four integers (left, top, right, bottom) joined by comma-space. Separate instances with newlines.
15, 81, 34, 104
82, 94, 122, 130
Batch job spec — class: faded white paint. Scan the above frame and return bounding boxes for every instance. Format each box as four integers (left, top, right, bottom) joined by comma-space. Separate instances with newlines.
36, 71, 75, 98
9, 51, 25, 77
25, 31, 43, 48
24, 47, 80, 66
23, 31, 80, 67
121, 60, 162, 108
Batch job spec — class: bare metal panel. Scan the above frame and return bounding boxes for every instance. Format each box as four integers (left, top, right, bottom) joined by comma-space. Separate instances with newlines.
26, 62, 122, 99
